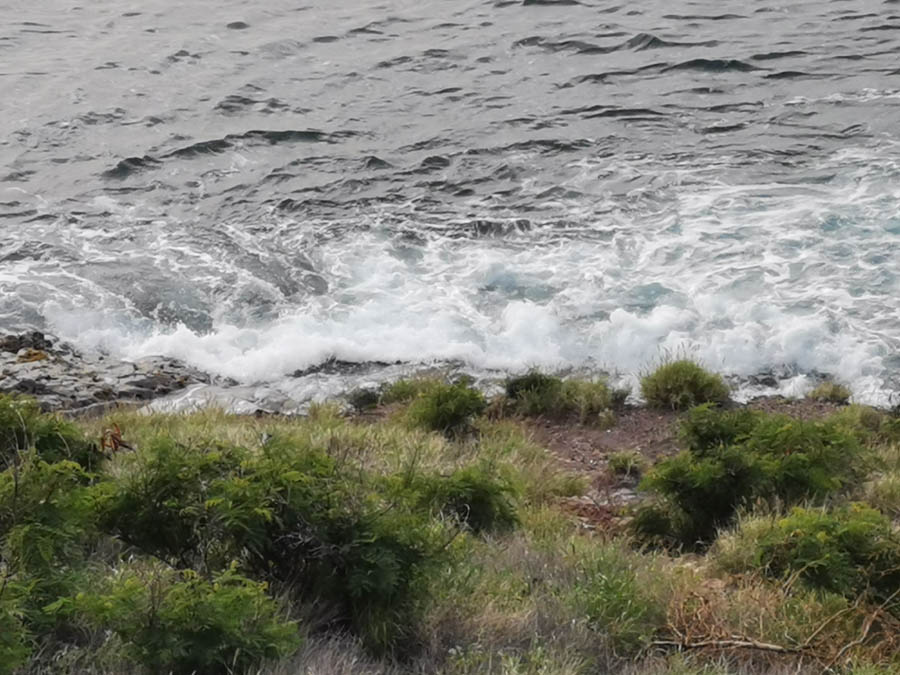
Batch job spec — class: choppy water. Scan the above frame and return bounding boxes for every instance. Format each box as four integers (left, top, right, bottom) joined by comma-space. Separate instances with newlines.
3, 0, 900, 407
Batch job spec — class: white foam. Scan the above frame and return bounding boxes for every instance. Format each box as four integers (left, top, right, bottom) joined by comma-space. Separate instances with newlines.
20, 142, 899, 409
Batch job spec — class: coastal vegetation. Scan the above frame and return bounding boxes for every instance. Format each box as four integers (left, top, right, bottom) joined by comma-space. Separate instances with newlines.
640, 359, 730, 410
2, 360, 899, 674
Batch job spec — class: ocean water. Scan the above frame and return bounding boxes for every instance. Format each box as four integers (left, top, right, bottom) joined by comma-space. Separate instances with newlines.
2, 0, 900, 408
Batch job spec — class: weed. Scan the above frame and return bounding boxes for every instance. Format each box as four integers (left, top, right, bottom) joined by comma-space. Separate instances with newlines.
415, 464, 519, 534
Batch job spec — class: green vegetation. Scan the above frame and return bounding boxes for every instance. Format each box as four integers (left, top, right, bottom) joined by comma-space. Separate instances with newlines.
755, 505, 900, 603
634, 404, 868, 547
3, 374, 900, 674
640, 359, 729, 410
807, 380, 853, 404
503, 370, 616, 424
607, 450, 647, 478
405, 379, 486, 436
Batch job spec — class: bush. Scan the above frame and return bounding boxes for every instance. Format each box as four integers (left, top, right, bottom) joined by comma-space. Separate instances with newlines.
51, 564, 300, 674
634, 405, 867, 547
0, 455, 101, 630
405, 380, 486, 436
0, 588, 30, 675
504, 371, 613, 424
807, 380, 852, 404
414, 464, 518, 534
640, 360, 729, 410
346, 387, 380, 412
380, 377, 440, 404
0, 394, 101, 469
755, 505, 900, 604
97, 437, 249, 566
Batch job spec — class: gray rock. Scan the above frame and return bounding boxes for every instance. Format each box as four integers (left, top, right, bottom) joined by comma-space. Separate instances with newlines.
0, 331, 212, 414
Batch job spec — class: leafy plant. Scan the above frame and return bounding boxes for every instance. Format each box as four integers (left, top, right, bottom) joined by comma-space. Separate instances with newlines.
0, 584, 30, 675
640, 360, 729, 410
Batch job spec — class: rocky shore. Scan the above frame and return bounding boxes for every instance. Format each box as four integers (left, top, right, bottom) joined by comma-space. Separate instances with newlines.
0, 331, 210, 415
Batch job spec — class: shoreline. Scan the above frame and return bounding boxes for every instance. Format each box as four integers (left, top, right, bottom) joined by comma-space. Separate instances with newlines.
0, 331, 881, 417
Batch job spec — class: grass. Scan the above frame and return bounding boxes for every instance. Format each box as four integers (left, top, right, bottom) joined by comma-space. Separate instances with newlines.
807, 380, 852, 405
5, 375, 900, 675
640, 359, 729, 410
503, 370, 616, 425
608, 450, 648, 478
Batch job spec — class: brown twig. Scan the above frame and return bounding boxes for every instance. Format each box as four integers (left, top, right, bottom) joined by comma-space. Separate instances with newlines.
823, 586, 900, 672
651, 637, 799, 654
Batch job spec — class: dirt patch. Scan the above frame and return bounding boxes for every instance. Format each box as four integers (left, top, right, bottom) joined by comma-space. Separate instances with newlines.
743, 396, 844, 420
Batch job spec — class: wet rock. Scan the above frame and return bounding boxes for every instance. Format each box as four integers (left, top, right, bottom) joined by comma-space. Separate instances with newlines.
0, 331, 54, 354
0, 331, 212, 414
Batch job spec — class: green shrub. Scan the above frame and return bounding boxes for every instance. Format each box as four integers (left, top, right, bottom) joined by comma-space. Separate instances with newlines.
505, 371, 563, 410
95, 430, 452, 654
0, 395, 101, 469
678, 404, 761, 453
97, 437, 249, 566
755, 505, 900, 604
635, 406, 867, 547
807, 380, 852, 404
640, 360, 729, 410
0, 587, 30, 675
504, 371, 613, 423
51, 564, 300, 674
414, 464, 518, 534
346, 387, 380, 412
0, 455, 101, 629
380, 377, 440, 404
405, 380, 486, 436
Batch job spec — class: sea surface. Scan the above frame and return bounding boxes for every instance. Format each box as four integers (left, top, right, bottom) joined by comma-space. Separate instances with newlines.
3, 0, 900, 409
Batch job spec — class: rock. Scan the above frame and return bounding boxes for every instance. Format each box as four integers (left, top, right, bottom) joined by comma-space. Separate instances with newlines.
0, 331, 213, 414
0, 331, 54, 354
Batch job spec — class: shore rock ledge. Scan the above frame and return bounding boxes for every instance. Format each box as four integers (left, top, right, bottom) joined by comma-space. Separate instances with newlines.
0, 331, 210, 414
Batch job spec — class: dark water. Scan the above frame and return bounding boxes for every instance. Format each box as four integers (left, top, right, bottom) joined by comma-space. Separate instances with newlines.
3, 0, 900, 406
